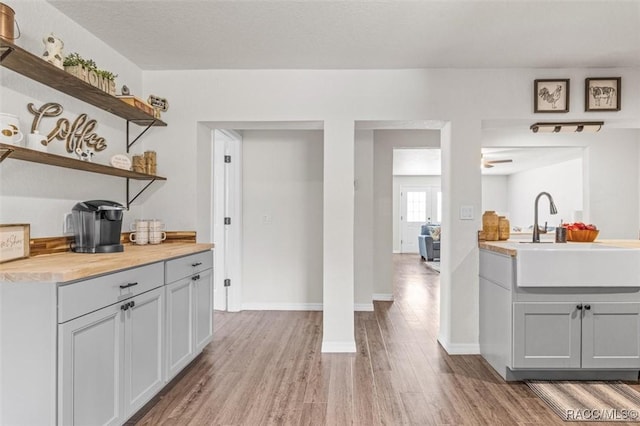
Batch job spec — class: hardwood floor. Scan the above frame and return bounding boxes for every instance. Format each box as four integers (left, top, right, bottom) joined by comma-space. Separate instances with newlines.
132, 254, 639, 425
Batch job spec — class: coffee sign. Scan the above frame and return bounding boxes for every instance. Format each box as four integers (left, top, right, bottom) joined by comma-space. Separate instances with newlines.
0, 224, 30, 263
28, 102, 108, 155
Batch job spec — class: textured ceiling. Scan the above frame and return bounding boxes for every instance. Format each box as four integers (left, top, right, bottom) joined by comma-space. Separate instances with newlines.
48, 0, 640, 70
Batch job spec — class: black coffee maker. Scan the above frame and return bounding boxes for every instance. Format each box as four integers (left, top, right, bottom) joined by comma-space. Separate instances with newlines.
71, 200, 125, 253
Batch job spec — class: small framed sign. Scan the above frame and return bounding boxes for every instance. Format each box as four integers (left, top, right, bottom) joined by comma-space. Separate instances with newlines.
585, 77, 621, 111
534, 79, 570, 113
0, 224, 30, 263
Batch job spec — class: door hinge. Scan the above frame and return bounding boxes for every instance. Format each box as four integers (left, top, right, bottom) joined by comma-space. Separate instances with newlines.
224, 279, 231, 287
224, 155, 231, 163
224, 217, 231, 225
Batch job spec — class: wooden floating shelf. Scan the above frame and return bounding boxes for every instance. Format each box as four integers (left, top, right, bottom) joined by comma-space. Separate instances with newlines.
0, 143, 166, 181
0, 38, 166, 127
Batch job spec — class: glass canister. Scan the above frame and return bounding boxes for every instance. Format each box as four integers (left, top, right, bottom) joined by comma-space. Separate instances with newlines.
482, 210, 499, 241
498, 216, 510, 240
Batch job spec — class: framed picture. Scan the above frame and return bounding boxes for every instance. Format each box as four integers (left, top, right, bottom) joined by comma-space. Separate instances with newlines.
585, 77, 621, 111
0, 224, 30, 263
534, 79, 570, 113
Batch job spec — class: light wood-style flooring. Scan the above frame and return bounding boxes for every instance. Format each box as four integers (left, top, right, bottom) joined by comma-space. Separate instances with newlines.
132, 254, 639, 425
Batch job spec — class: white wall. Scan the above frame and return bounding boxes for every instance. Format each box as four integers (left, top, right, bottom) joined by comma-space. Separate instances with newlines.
0, 1, 146, 236
481, 175, 508, 216
241, 130, 323, 309
354, 130, 374, 308
507, 158, 583, 230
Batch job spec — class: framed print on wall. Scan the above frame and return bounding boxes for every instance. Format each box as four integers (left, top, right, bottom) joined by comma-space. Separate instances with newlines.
585, 77, 621, 111
0, 224, 30, 263
534, 79, 570, 113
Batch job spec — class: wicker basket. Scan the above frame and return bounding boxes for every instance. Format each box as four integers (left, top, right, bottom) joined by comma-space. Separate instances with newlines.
567, 229, 599, 242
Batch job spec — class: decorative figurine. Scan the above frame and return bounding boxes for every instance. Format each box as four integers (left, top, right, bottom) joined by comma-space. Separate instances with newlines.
121, 85, 130, 96
75, 147, 94, 162
42, 34, 64, 69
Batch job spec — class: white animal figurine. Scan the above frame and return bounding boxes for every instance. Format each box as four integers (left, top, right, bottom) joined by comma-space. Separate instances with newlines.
75, 147, 94, 162
42, 34, 64, 69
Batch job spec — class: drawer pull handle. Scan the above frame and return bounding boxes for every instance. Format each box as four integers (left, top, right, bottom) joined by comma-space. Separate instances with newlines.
192, 274, 201, 281
129, 300, 135, 309
120, 282, 139, 289
121, 303, 129, 311
192, 262, 202, 267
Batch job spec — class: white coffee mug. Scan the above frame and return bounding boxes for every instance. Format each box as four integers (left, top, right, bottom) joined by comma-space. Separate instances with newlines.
0, 113, 23, 146
130, 219, 149, 232
129, 231, 149, 245
28, 131, 48, 152
149, 230, 166, 245
148, 219, 165, 230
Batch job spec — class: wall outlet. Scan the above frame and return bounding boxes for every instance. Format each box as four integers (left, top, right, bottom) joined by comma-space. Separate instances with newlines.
63, 213, 74, 234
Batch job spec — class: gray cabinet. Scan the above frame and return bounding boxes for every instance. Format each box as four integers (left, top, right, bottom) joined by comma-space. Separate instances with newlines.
582, 302, 640, 369
480, 248, 640, 381
513, 302, 581, 369
514, 302, 640, 370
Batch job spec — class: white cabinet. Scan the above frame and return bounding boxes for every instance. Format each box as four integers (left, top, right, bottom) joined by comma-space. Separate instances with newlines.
165, 252, 214, 380
59, 286, 164, 425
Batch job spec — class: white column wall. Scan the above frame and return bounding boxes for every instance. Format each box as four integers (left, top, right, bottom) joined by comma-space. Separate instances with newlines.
354, 130, 374, 309
322, 120, 356, 352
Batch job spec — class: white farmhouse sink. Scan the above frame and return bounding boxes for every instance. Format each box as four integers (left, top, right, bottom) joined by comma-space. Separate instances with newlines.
515, 243, 640, 287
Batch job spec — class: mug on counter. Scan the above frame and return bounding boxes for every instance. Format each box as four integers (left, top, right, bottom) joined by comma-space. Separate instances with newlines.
148, 219, 166, 244
129, 219, 149, 245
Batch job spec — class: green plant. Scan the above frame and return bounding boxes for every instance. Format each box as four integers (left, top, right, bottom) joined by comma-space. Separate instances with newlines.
63, 52, 117, 81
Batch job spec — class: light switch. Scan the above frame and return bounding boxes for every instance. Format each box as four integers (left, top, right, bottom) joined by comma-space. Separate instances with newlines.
460, 205, 474, 220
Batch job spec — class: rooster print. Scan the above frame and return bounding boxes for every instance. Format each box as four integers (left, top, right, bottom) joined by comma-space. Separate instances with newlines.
538, 85, 563, 109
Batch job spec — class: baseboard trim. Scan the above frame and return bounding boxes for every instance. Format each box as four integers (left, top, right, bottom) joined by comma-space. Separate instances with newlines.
372, 293, 394, 301
354, 303, 374, 312
241, 303, 323, 311
321, 340, 357, 353
437, 336, 480, 355
241, 303, 375, 312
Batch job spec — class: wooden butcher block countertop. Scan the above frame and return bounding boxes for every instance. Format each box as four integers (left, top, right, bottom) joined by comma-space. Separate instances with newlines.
0, 243, 214, 283
479, 239, 640, 257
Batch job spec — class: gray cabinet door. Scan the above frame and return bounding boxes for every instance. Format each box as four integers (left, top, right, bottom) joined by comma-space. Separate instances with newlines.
582, 302, 640, 369
513, 302, 581, 369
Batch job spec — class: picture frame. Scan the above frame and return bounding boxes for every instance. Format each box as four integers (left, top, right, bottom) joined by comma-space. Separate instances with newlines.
585, 77, 621, 111
0, 224, 30, 263
534, 79, 570, 113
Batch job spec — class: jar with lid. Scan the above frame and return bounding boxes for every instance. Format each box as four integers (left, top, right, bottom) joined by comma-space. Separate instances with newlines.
498, 216, 510, 240
482, 210, 499, 241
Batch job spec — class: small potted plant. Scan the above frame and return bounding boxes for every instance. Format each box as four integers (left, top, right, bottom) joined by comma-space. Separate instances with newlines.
63, 52, 117, 96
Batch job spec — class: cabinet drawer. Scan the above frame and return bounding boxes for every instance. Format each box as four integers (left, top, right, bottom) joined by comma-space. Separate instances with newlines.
165, 251, 213, 284
58, 262, 164, 323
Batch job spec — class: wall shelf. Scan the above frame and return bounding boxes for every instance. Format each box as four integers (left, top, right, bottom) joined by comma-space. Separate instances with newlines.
0, 143, 166, 181
0, 38, 166, 127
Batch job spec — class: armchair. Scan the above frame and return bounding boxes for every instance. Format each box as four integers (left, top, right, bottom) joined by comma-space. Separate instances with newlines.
418, 223, 441, 261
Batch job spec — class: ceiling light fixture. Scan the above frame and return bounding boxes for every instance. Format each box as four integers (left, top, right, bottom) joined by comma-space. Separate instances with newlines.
530, 121, 604, 133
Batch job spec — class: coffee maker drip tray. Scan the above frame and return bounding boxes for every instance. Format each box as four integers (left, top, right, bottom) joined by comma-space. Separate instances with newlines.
73, 243, 124, 253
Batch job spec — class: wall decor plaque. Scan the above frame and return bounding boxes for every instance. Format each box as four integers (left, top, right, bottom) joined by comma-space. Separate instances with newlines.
585, 77, 621, 111
0, 224, 30, 263
534, 79, 570, 113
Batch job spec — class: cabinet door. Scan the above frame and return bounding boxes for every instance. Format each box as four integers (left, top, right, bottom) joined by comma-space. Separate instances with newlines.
194, 268, 214, 353
582, 302, 640, 369
59, 304, 123, 426
166, 278, 194, 379
513, 303, 581, 369
123, 287, 165, 417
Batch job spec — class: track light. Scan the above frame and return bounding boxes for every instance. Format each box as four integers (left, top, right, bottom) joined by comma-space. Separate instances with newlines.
530, 121, 604, 133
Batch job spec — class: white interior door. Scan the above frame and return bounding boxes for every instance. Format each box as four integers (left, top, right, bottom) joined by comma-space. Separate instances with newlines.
213, 130, 242, 312
400, 185, 441, 253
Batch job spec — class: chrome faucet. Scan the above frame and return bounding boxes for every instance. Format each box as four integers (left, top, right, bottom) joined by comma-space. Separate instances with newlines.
533, 191, 558, 243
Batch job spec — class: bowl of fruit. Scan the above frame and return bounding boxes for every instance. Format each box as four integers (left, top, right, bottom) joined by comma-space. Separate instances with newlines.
563, 222, 599, 242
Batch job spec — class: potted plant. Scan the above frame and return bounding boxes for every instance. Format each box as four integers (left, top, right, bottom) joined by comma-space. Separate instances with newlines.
63, 52, 117, 96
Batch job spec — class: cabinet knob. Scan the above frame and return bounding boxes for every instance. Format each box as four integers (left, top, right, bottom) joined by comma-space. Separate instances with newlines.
584, 304, 591, 310
192, 274, 201, 281
129, 300, 135, 309
577, 304, 583, 310
121, 304, 129, 311
192, 262, 202, 267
